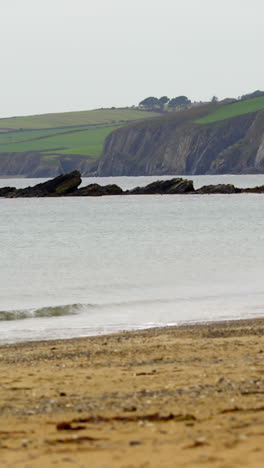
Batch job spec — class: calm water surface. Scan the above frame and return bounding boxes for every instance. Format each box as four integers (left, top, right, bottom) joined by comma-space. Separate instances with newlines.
0, 174, 264, 344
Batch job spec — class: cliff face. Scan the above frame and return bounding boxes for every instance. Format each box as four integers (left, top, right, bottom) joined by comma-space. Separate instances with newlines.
97, 110, 264, 176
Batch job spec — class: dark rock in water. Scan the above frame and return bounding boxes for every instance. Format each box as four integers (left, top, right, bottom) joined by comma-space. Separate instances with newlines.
166, 179, 194, 194
1, 171, 264, 198
73, 183, 123, 196
4, 171, 82, 198
195, 184, 240, 194
128, 178, 194, 195
241, 185, 264, 193
0, 186, 17, 197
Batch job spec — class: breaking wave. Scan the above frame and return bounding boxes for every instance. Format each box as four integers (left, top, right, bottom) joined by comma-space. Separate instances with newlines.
2, 291, 262, 323
0, 298, 184, 322
0, 303, 83, 321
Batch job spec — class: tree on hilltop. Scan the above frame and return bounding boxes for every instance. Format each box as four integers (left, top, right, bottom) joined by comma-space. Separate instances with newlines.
211, 96, 218, 103
139, 96, 159, 108
159, 96, 169, 106
168, 96, 191, 109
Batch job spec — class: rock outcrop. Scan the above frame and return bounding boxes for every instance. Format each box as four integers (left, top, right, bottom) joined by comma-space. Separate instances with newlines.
73, 183, 123, 196
241, 185, 264, 193
127, 178, 194, 194
196, 184, 264, 194
1, 171, 264, 198
196, 184, 240, 194
0, 186, 17, 197
4, 171, 81, 197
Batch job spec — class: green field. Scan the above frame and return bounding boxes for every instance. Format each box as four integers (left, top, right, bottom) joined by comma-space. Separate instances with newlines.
0, 108, 159, 130
0, 107, 161, 158
0, 125, 122, 157
197, 97, 264, 124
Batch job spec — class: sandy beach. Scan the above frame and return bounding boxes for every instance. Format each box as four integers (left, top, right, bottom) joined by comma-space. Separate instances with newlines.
1, 318, 264, 467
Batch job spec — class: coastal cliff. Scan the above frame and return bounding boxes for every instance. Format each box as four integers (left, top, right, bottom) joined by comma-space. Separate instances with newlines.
1, 100, 264, 178
97, 109, 264, 176
0, 152, 96, 178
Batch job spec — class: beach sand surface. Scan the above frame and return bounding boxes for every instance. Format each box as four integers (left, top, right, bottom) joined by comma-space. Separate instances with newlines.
0, 318, 264, 467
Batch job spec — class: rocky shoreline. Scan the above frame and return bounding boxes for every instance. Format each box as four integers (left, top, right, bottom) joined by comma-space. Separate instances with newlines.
1, 170, 264, 198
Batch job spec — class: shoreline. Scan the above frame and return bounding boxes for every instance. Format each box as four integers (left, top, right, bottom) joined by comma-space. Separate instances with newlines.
2, 313, 264, 347
1, 316, 264, 467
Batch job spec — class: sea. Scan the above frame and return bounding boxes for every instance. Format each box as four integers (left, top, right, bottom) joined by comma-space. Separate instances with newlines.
0, 174, 264, 344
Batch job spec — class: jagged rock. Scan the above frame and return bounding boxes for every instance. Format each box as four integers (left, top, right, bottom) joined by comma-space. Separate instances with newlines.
128, 178, 194, 195
195, 184, 240, 194
73, 183, 123, 196
1, 171, 264, 198
0, 186, 17, 197
7, 171, 81, 197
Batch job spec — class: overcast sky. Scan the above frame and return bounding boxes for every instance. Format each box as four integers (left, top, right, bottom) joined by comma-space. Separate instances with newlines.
0, 0, 263, 117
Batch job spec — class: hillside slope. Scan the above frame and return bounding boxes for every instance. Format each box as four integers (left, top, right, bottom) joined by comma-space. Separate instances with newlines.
97, 101, 264, 176
0, 108, 161, 177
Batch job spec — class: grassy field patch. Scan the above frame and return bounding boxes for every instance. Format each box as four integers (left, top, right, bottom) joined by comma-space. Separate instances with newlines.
197, 97, 264, 124
0, 107, 162, 160
0, 125, 122, 157
0, 108, 160, 130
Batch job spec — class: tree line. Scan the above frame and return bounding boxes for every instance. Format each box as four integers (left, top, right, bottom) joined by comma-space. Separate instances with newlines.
139, 95, 191, 111
138, 90, 264, 112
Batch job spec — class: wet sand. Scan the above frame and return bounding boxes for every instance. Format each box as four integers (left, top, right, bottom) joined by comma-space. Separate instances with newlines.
0, 318, 264, 467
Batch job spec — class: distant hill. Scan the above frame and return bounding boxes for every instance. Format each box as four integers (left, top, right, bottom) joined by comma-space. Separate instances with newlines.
0, 108, 161, 177
1, 95, 264, 177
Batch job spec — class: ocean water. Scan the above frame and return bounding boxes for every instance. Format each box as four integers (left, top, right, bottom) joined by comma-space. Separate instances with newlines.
0, 174, 264, 344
